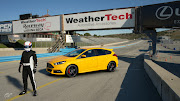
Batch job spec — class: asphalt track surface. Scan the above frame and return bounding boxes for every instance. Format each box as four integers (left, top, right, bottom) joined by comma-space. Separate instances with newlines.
0, 40, 162, 101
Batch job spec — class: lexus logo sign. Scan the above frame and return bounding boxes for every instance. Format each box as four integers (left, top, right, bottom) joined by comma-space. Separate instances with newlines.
156, 6, 180, 20
156, 6, 173, 20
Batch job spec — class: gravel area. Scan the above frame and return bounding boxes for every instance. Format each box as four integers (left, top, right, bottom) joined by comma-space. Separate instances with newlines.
154, 44, 180, 78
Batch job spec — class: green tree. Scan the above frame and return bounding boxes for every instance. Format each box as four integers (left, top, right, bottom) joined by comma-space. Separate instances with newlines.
84, 33, 91, 36
93, 34, 97, 37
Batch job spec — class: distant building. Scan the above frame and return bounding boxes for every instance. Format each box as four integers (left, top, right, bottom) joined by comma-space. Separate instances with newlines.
8, 32, 59, 43
159, 36, 170, 40
41, 14, 51, 17
0, 35, 9, 43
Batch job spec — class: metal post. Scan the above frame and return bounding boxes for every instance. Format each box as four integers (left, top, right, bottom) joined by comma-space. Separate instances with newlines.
152, 31, 157, 59
144, 29, 157, 60
61, 14, 66, 48
61, 31, 66, 48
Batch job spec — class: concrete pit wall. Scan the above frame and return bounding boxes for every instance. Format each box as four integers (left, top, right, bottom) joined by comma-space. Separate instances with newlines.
144, 53, 180, 101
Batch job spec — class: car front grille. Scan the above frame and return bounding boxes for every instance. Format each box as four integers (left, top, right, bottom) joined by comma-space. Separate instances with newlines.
47, 69, 52, 72
54, 70, 62, 73
47, 63, 54, 68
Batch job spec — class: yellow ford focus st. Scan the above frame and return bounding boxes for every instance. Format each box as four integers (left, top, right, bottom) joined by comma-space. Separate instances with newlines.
46, 48, 118, 77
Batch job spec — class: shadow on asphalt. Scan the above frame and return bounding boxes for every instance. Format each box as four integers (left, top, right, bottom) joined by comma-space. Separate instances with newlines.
6, 76, 31, 91
153, 61, 180, 78
38, 68, 109, 78
77, 70, 109, 77
139, 49, 149, 52
38, 69, 66, 78
139, 49, 180, 56
158, 50, 180, 55
139, 45, 152, 53
116, 54, 162, 101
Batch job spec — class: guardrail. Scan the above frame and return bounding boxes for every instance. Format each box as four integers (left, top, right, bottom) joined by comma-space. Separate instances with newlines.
144, 53, 180, 101
0, 48, 75, 62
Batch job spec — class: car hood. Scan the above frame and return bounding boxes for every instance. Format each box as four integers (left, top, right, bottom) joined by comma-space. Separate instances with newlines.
48, 55, 74, 63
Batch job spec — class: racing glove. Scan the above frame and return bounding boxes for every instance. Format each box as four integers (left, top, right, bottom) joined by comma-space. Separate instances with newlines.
33, 68, 36, 74
18, 64, 22, 73
33, 64, 37, 74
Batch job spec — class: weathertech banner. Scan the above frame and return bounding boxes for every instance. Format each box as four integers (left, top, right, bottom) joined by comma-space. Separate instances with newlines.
0, 22, 12, 35
13, 16, 60, 34
64, 8, 135, 31
141, 1, 180, 28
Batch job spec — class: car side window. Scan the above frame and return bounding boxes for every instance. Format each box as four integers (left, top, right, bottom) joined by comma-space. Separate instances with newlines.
95, 49, 106, 56
105, 50, 111, 54
83, 50, 96, 57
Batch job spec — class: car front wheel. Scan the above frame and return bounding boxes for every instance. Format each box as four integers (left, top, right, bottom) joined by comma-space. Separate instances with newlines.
65, 65, 78, 77
107, 62, 116, 72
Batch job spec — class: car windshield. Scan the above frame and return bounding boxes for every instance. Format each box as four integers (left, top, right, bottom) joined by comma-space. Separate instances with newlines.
64, 49, 86, 57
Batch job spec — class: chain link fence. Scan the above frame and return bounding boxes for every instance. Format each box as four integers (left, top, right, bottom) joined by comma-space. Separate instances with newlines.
33, 41, 55, 48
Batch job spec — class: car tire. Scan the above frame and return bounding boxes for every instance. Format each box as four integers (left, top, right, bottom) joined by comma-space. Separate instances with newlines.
65, 65, 78, 77
107, 61, 116, 72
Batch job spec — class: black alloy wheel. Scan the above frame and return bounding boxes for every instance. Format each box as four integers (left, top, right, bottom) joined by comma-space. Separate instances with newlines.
107, 62, 116, 72
66, 65, 78, 77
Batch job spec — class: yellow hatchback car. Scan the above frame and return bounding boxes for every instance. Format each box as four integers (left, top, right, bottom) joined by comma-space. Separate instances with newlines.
46, 48, 118, 77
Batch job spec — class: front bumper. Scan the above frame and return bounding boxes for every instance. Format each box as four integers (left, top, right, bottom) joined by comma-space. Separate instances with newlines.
46, 63, 66, 75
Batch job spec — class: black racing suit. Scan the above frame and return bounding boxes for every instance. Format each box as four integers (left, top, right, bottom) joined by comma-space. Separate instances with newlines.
20, 50, 37, 91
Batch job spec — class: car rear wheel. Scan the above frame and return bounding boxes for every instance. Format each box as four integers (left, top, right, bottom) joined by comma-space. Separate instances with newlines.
65, 65, 78, 77
107, 62, 116, 72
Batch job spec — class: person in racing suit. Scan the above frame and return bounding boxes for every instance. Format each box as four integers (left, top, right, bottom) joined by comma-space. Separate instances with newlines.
18, 41, 37, 96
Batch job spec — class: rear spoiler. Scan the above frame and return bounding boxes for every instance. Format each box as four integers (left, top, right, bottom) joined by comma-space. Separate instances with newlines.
108, 49, 113, 51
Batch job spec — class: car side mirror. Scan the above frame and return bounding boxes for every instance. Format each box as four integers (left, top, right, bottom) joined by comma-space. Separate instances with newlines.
81, 55, 86, 58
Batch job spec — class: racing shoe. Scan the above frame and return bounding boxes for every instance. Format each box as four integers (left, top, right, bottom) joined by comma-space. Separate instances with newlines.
33, 90, 37, 96
19, 90, 26, 95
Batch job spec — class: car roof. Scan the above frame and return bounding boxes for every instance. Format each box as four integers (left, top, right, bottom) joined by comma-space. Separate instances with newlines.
80, 47, 113, 51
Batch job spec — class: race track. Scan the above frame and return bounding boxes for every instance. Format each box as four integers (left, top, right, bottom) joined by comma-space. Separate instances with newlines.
0, 40, 162, 101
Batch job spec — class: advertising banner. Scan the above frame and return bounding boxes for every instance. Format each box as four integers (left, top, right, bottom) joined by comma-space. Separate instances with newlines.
0, 22, 12, 35
13, 16, 61, 34
64, 8, 135, 31
140, 1, 180, 28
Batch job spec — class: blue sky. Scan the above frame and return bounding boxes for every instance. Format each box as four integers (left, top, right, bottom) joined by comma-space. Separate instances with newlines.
0, 0, 178, 35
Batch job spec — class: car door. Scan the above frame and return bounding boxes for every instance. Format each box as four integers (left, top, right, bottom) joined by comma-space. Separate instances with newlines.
95, 49, 111, 70
76, 49, 98, 73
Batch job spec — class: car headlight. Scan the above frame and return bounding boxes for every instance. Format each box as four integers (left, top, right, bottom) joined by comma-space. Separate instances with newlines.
54, 61, 66, 65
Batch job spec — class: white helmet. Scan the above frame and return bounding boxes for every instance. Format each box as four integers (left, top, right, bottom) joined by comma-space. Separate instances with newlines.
24, 41, 32, 52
